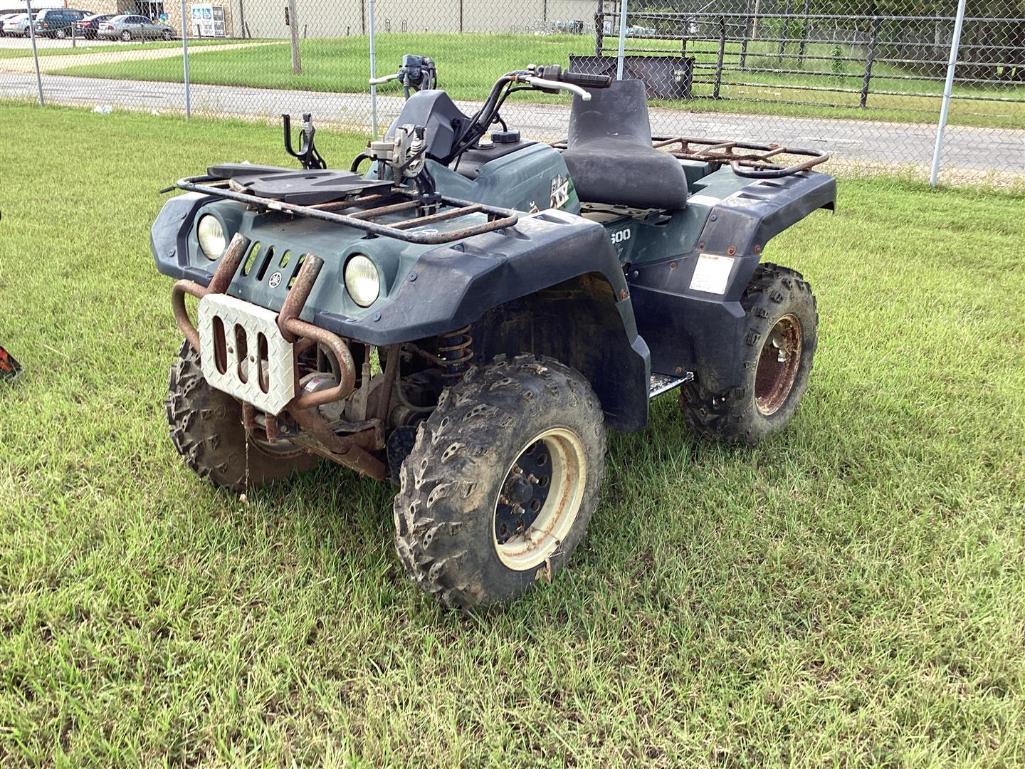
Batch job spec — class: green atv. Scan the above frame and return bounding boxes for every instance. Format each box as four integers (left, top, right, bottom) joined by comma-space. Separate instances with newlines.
153, 65, 835, 609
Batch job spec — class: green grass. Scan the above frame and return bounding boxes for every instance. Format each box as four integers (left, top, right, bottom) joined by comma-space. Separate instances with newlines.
0, 38, 240, 58
2, 104, 1025, 767
44, 33, 1025, 129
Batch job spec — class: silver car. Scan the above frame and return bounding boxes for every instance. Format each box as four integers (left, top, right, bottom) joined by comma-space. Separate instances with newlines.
2, 13, 35, 37
98, 14, 176, 41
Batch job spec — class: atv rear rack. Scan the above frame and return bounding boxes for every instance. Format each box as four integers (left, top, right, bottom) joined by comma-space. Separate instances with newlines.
550, 137, 827, 179
175, 176, 521, 246
651, 137, 829, 179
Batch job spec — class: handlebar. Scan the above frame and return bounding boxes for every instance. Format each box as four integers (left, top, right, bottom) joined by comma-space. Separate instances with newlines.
562, 71, 614, 88
369, 73, 400, 85
519, 75, 593, 101
439, 64, 614, 164
531, 64, 612, 90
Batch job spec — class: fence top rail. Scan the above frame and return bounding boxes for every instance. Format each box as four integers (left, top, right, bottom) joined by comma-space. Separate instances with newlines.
619, 11, 1025, 24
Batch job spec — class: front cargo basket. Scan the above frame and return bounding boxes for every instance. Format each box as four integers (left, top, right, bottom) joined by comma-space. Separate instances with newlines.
173, 172, 521, 246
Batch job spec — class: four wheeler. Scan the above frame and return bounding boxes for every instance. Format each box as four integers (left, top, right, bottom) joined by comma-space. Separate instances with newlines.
370, 54, 438, 98
152, 64, 835, 609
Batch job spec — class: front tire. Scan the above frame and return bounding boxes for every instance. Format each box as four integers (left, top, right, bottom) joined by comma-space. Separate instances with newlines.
121, 30, 131, 41
166, 341, 318, 492
394, 355, 607, 609
679, 263, 818, 445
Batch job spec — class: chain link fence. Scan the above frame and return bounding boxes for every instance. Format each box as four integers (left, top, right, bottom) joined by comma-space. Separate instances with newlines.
1, 0, 1022, 185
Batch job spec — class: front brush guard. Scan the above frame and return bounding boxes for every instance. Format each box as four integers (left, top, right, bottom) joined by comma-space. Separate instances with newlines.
170, 234, 386, 479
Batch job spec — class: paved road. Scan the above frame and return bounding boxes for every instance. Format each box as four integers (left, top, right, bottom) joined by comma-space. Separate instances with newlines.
1, 71, 1022, 176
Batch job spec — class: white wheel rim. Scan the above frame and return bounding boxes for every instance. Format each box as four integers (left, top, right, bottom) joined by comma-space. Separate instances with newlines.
492, 427, 587, 571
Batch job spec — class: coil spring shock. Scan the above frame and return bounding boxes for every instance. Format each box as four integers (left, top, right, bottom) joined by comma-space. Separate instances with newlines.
437, 325, 473, 383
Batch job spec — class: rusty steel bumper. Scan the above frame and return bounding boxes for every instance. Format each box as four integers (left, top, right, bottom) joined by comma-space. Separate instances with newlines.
170, 233, 386, 480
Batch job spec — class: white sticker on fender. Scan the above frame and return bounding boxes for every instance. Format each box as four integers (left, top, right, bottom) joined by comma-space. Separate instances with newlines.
689, 253, 735, 295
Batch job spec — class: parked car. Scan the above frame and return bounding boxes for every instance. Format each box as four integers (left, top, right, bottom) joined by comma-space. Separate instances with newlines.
76, 13, 115, 40
2, 12, 34, 37
34, 8, 87, 39
98, 15, 175, 41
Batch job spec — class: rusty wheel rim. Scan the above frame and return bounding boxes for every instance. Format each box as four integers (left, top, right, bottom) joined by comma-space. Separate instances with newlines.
492, 428, 587, 572
755, 313, 803, 416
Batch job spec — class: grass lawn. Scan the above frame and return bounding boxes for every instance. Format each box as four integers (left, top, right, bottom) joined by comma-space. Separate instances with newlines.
0, 38, 240, 59
2, 104, 1025, 767
45, 33, 1025, 129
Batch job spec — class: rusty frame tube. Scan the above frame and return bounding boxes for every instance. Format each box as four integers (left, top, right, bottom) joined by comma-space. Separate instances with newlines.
171, 233, 250, 351
287, 406, 387, 480
276, 254, 357, 411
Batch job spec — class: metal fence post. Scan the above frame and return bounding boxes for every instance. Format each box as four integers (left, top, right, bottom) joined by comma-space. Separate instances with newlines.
713, 15, 726, 99
180, 0, 191, 118
740, 12, 751, 70
930, 0, 968, 187
859, 15, 881, 108
594, 0, 604, 56
369, 0, 378, 137
798, 0, 811, 66
288, 0, 302, 73
24, 0, 44, 106
615, 0, 628, 80
778, 0, 792, 64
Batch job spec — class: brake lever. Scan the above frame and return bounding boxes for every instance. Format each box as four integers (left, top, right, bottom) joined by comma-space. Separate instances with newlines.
519, 76, 591, 102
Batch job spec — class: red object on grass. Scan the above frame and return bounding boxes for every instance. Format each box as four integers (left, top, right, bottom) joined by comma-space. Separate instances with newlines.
0, 346, 22, 382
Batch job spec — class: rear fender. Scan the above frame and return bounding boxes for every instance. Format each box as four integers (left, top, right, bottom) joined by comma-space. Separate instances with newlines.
628, 170, 835, 390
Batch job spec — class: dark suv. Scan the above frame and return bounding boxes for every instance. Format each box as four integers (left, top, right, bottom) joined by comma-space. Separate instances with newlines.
76, 13, 115, 39
34, 8, 87, 39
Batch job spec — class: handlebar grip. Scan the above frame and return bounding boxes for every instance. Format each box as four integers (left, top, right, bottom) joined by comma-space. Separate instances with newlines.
561, 71, 612, 88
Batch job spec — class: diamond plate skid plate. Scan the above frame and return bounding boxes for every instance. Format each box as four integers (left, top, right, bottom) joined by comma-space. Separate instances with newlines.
197, 294, 295, 415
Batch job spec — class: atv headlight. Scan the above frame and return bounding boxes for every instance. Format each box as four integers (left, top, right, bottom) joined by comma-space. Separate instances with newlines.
197, 215, 227, 260
344, 254, 380, 307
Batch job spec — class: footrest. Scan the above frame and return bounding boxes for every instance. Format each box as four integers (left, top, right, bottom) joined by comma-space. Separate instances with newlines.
648, 372, 693, 399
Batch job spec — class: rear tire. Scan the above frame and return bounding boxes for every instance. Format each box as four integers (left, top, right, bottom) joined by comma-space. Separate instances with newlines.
166, 341, 318, 492
679, 263, 818, 445
121, 30, 131, 41
161, 30, 172, 40
394, 355, 606, 609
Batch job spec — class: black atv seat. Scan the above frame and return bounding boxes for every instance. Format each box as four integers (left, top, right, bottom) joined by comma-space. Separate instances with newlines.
561, 79, 688, 210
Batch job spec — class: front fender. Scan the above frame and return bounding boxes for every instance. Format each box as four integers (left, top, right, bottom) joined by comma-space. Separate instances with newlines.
314, 210, 625, 343
318, 209, 652, 430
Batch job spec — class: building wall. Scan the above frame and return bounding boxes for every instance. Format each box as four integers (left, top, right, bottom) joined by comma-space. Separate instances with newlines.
236, 0, 598, 39
26, 0, 597, 41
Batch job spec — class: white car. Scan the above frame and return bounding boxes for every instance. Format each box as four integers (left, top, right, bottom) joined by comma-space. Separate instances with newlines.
2, 13, 35, 37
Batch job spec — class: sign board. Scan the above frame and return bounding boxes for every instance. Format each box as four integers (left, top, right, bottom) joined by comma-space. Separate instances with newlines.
190, 3, 225, 37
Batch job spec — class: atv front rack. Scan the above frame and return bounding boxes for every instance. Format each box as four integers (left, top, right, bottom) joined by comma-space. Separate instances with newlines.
175, 176, 520, 246
651, 137, 829, 179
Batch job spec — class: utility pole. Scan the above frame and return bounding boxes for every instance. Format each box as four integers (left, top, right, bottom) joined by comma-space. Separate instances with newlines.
288, 0, 302, 74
